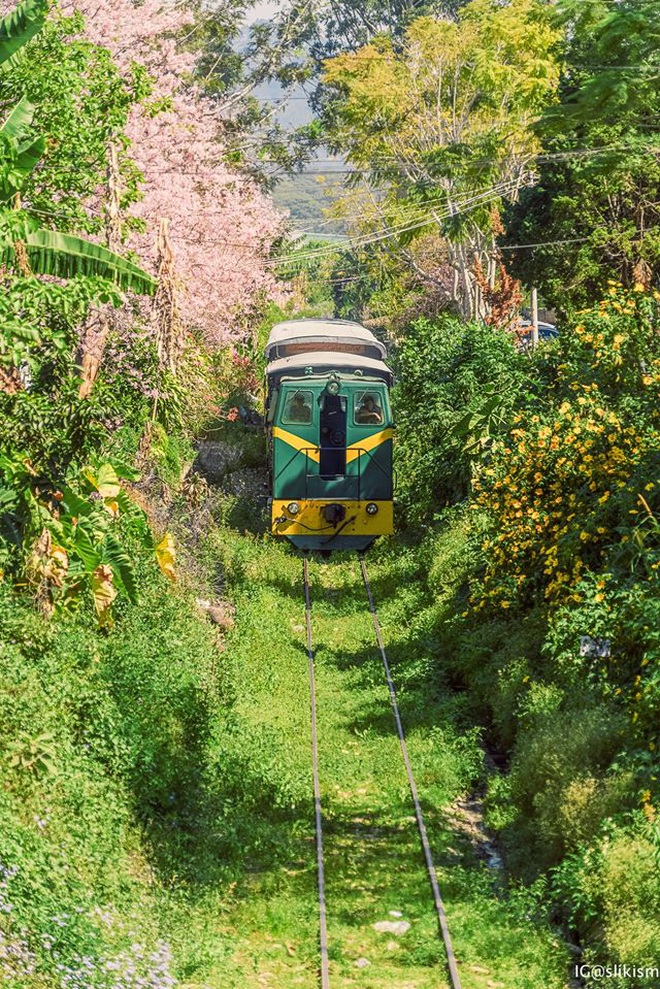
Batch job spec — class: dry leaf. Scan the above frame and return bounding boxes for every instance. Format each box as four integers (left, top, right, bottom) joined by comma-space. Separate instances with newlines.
92, 564, 117, 627
155, 532, 176, 581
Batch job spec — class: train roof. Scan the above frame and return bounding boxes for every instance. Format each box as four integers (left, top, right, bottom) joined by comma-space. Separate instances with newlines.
265, 318, 387, 361
266, 350, 393, 385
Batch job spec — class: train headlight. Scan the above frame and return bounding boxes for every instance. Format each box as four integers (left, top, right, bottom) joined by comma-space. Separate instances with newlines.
366, 502, 379, 515
287, 501, 301, 515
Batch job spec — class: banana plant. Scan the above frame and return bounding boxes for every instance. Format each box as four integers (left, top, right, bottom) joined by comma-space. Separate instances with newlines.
1, 452, 176, 626
0, 0, 46, 68
30, 461, 175, 625
0, 0, 157, 296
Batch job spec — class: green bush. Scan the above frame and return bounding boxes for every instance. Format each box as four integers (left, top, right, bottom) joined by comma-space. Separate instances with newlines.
553, 817, 660, 987
0, 586, 182, 987
391, 315, 528, 524
505, 702, 629, 871
405, 288, 660, 974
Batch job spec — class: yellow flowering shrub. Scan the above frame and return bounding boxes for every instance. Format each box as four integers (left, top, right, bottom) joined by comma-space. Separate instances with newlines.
472, 286, 660, 613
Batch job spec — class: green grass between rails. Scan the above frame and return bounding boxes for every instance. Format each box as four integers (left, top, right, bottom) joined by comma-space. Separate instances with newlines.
193, 528, 570, 989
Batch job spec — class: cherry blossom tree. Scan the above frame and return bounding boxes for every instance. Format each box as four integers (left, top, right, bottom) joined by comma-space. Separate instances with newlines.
62, 0, 287, 348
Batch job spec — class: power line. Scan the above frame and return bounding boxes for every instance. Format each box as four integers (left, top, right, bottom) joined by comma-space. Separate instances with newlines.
263, 179, 523, 267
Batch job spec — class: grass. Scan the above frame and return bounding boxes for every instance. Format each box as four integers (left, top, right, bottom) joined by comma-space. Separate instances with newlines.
186, 528, 570, 989
0, 499, 571, 988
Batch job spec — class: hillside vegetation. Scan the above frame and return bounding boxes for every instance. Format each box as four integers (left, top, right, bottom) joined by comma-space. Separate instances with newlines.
391, 287, 660, 984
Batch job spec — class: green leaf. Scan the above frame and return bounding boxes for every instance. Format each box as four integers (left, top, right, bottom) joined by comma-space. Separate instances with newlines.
0, 98, 45, 200
14, 134, 45, 179
0, 228, 157, 295
95, 463, 121, 500
58, 484, 93, 521
101, 531, 138, 604
0, 0, 47, 69
1, 95, 35, 141
71, 525, 101, 573
0, 319, 41, 344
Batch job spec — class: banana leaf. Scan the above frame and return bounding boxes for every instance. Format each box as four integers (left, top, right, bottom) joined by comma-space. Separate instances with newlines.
0, 228, 157, 295
0, 0, 47, 68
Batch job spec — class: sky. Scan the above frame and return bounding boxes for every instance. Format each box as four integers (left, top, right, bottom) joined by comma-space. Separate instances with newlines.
247, 1, 279, 22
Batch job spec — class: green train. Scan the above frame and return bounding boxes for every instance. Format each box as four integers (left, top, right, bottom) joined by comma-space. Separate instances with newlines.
265, 318, 394, 553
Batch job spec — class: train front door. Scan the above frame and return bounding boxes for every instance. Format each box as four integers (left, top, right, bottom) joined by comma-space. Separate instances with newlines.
319, 393, 347, 479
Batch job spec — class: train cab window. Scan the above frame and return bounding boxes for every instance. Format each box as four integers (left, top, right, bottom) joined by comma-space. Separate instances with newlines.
282, 390, 313, 425
354, 391, 384, 426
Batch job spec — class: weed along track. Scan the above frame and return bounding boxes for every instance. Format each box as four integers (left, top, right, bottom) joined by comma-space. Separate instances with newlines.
304, 556, 331, 989
304, 554, 462, 989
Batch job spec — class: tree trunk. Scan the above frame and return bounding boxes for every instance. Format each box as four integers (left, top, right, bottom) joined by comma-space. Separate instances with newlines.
79, 143, 122, 399
154, 217, 184, 375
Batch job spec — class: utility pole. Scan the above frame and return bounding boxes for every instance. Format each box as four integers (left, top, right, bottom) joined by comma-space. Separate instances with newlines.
531, 287, 539, 349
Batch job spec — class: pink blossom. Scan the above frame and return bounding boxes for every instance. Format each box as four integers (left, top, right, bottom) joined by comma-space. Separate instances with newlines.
48, 1, 288, 346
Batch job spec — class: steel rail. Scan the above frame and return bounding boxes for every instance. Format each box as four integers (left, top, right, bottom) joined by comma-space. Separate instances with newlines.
303, 556, 331, 989
359, 554, 463, 989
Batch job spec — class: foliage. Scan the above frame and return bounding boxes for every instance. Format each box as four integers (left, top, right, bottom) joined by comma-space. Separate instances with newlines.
391, 314, 528, 523
503, 0, 660, 310
321, 0, 559, 317
72, 0, 287, 345
0, 453, 174, 626
390, 288, 660, 973
0, 0, 160, 497
0, 0, 46, 66
0, 1, 145, 235
0, 4, 156, 293
0, 571, 218, 987
551, 816, 660, 986
472, 286, 660, 613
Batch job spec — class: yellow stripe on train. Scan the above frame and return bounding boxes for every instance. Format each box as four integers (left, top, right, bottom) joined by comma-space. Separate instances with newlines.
272, 426, 393, 465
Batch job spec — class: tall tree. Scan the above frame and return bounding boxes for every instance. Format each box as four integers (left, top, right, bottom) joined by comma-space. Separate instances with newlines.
321, 0, 559, 318
184, 0, 465, 172
69, 0, 287, 346
502, 0, 660, 309
0, 0, 155, 292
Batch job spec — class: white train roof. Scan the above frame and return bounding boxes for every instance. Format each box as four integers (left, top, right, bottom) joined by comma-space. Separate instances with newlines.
265, 318, 387, 361
266, 350, 392, 383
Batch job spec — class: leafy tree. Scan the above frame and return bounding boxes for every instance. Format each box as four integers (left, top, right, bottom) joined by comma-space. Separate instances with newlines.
183, 0, 466, 173
76, 0, 286, 346
392, 314, 527, 523
260, 0, 461, 69
0, 1, 155, 292
0, 0, 157, 422
503, 0, 660, 309
321, 1, 559, 318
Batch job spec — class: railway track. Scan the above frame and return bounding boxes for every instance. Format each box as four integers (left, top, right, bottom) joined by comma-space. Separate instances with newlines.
302, 554, 463, 989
